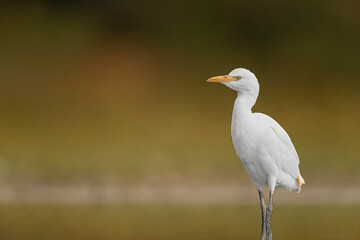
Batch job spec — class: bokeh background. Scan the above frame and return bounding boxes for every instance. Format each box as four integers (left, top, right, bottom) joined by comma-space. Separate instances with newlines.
0, 1, 359, 239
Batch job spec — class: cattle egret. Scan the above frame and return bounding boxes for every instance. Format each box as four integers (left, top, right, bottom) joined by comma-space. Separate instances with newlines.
207, 68, 305, 226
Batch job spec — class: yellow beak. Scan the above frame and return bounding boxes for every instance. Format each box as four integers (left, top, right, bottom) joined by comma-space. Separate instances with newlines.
206, 75, 237, 83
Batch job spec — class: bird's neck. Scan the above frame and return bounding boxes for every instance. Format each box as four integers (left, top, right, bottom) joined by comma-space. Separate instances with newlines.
231, 93, 256, 136
233, 92, 256, 115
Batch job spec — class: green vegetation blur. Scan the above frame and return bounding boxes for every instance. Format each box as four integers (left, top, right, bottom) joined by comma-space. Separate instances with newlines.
0, 0, 359, 185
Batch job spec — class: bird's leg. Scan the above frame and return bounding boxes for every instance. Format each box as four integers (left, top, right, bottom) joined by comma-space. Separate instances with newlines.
266, 220, 273, 240
266, 198, 273, 240
266, 191, 273, 223
258, 190, 267, 240
258, 190, 267, 223
266, 177, 276, 224
260, 221, 266, 240
265, 178, 276, 240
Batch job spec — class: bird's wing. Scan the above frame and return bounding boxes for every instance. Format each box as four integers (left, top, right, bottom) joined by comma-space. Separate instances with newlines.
254, 113, 300, 179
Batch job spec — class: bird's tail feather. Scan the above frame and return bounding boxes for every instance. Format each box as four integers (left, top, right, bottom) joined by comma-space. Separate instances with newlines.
296, 174, 305, 193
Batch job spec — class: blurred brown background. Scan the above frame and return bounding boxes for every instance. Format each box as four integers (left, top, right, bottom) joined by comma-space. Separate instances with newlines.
0, 1, 359, 239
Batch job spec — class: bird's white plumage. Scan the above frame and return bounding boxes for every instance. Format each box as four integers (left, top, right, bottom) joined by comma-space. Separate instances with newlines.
253, 113, 300, 189
208, 68, 304, 193
207, 68, 305, 227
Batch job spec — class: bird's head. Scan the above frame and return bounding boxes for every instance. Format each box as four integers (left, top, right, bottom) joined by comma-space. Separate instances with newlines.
207, 68, 260, 108
207, 68, 259, 94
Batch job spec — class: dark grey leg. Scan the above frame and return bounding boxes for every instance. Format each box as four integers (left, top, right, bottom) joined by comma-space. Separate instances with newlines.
266, 191, 273, 223
260, 222, 266, 240
265, 191, 273, 240
266, 220, 272, 240
258, 190, 266, 240
258, 190, 267, 223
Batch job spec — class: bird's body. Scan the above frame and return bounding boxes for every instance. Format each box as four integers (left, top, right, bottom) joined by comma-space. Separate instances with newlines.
231, 97, 302, 192
207, 68, 304, 235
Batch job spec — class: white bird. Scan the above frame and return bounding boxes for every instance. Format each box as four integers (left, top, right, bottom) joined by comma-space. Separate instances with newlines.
207, 68, 305, 225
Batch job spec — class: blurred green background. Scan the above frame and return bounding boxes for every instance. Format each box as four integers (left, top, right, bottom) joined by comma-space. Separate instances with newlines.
0, 0, 359, 239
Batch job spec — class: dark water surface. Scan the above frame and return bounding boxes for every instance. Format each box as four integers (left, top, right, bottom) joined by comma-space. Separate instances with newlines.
0, 205, 358, 240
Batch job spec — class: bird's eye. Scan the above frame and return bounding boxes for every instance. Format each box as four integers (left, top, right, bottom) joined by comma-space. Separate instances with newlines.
235, 76, 241, 80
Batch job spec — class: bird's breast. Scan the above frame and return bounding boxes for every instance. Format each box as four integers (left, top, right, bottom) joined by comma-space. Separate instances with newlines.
231, 114, 259, 161
230, 106, 268, 185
